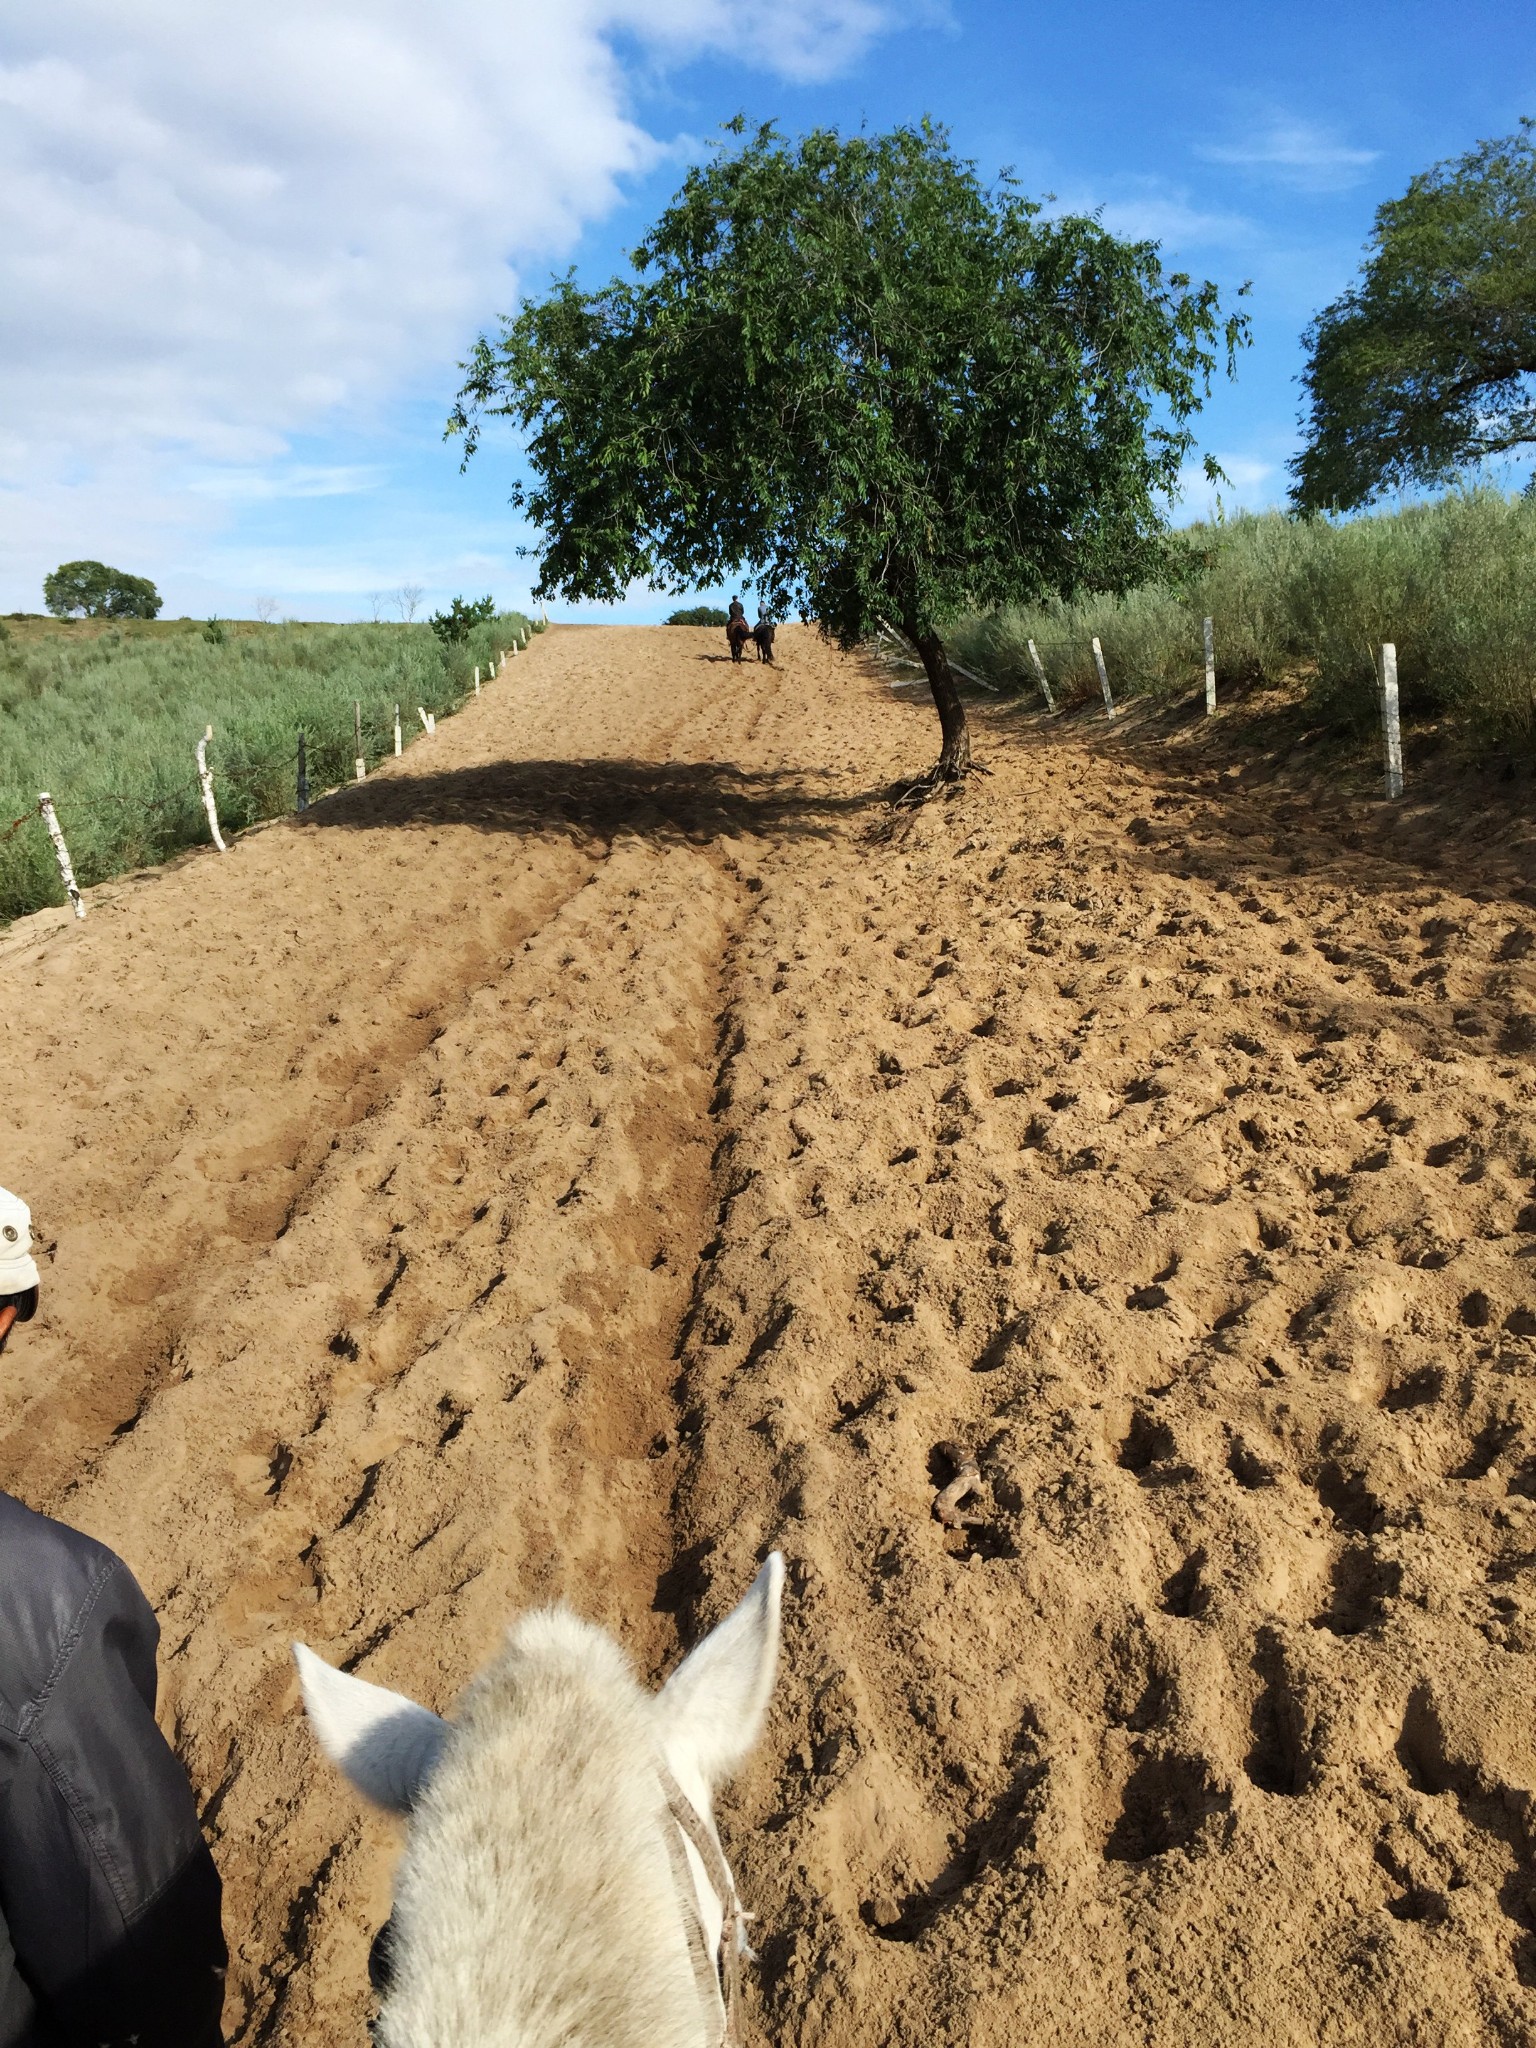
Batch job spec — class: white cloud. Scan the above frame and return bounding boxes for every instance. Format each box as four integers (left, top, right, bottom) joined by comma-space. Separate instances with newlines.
1171, 453, 1281, 522
1077, 189, 1257, 252
184, 465, 387, 501
608, 0, 912, 82
1198, 117, 1380, 193
0, 0, 907, 608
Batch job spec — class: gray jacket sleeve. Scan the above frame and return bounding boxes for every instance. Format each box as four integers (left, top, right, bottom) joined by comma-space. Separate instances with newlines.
0, 1506, 226, 2047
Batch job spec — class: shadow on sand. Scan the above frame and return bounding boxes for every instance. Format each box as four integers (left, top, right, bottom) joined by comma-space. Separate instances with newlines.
298, 755, 883, 845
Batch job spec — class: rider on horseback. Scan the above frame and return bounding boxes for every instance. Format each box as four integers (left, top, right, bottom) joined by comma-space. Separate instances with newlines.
726, 595, 752, 664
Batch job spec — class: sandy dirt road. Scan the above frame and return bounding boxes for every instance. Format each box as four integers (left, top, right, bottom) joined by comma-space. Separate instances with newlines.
4, 625, 1536, 2045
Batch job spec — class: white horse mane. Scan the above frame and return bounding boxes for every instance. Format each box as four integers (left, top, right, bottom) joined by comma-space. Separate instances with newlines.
295, 1553, 784, 2048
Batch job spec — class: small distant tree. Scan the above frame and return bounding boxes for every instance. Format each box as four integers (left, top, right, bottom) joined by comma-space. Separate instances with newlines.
395, 582, 426, 622
429, 594, 496, 643
666, 604, 730, 626
451, 119, 1247, 780
1292, 120, 1536, 512
44, 560, 162, 620
254, 595, 279, 623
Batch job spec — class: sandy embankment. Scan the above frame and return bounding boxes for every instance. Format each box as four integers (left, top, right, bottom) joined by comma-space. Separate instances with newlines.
3, 624, 1535, 2045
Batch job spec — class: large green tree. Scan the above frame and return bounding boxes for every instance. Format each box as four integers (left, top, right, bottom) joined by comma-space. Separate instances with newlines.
43, 560, 162, 619
452, 120, 1247, 778
1292, 120, 1536, 513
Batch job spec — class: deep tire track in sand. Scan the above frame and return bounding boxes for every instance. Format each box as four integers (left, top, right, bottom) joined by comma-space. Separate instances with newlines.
5, 626, 1536, 2044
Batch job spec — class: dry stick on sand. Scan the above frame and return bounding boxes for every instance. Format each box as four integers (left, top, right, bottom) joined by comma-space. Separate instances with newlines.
38, 794, 85, 919
196, 727, 226, 852
1092, 637, 1116, 720
1379, 642, 1405, 800
1026, 638, 1055, 712
932, 1441, 987, 1528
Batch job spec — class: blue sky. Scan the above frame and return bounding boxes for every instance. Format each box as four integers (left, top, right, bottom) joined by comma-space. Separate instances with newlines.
2, 0, 1532, 622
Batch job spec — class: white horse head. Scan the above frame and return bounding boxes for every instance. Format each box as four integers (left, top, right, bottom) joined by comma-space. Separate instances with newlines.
295, 1553, 784, 2048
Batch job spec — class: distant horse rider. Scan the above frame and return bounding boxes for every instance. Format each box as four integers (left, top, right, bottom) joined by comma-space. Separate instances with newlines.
752, 611, 776, 664
725, 595, 751, 665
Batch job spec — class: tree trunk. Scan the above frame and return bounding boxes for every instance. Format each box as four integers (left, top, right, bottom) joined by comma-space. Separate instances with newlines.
905, 621, 972, 778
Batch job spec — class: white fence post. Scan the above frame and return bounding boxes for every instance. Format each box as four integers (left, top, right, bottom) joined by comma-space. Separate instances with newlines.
394, 704, 402, 756
1203, 616, 1216, 715
1378, 643, 1404, 799
37, 794, 85, 918
196, 726, 227, 851
354, 701, 366, 782
418, 706, 435, 735
296, 730, 308, 811
1092, 637, 1116, 719
1026, 638, 1055, 712
474, 665, 481, 695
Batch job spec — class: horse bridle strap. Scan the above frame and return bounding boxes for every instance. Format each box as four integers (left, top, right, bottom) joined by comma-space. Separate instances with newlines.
657, 1763, 744, 2048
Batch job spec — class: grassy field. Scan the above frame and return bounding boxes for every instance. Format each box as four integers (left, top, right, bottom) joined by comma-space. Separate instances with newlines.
0, 612, 534, 922
946, 489, 1536, 752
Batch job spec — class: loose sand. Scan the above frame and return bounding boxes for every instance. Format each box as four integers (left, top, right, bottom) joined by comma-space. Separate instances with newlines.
4, 626, 1536, 2045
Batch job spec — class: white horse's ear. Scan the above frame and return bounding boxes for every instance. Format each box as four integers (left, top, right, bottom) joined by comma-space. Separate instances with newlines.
659, 1552, 783, 1788
294, 1642, 447, 1816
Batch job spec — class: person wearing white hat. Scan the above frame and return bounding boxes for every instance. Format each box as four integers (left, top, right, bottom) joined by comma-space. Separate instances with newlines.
0, 1187, 38, 1345
0, 1185, 226, 2047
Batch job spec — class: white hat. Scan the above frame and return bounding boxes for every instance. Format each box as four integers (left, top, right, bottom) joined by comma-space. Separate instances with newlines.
0, 1186, 40, 1299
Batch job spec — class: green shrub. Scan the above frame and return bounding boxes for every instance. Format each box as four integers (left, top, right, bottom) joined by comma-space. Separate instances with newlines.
666, 605, 730, 627
429, 595, 497, 643
947, 490, 1536, 749
0, 612, 531, 922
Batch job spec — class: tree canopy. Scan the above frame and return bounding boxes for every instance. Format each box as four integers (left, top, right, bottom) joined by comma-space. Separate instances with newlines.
452, 119, 1247, 776
428, 594, 496, 643
666, 604, 730, 627
43, 560, 162, 620
1292, 120, 1536, 513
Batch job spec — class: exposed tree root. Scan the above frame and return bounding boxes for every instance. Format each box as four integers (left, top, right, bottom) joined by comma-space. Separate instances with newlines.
933, 1440, 987, 1528
890, 758, 991, 807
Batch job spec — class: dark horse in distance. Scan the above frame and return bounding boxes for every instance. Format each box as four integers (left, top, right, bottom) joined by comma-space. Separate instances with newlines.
752, 616, 776, 663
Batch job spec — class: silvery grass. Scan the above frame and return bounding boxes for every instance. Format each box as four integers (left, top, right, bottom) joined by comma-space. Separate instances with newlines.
946, 489, 1536, 750
0, 613, 534, 922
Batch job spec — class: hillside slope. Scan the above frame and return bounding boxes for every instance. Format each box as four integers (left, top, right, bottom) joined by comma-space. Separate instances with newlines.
3, 626, 1535, 2045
